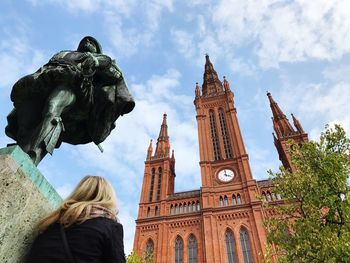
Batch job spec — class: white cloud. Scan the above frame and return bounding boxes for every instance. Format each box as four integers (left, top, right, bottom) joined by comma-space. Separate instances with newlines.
0, 18, 46, 89
323, 64, 350, 82
171, 29, 196, 59
176, 0, 350, 69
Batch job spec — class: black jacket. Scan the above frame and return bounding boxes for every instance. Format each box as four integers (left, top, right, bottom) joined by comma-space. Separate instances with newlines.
26, 217, 125, 263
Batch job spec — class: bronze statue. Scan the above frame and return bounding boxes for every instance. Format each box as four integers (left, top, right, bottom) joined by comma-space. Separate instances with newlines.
5, 36, 135, 165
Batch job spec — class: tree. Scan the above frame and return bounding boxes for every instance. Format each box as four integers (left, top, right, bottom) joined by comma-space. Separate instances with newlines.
126, 251, 154, 263
264, 125, 350, 263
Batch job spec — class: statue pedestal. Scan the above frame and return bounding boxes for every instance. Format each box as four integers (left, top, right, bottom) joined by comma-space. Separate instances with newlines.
0, 146, 62, 263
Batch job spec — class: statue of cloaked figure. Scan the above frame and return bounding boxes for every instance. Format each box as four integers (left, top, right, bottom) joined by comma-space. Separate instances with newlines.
5, 36, 135, 165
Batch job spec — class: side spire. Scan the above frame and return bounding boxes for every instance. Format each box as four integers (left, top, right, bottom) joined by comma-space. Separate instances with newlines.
291, 113, 305, 134
267, 92, 295, 138
223, 76, 231, 92
146, 139, 153, 160
202, 54, 223, 96
154, 113, 170, 158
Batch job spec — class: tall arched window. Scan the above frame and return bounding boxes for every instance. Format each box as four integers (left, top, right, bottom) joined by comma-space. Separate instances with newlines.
175, 236, 183, 263
240, 228, 253, 263
155, 206, 159, 216
170, 204, 174, 215
237, 194, 242, 204
224, 195, 229, 206
188, 234, 197, 263
232, 195, 237, 205
183, 204, 187, 213
218, 108, 232, 159
209, 110, 221, 160
266, 192, 272, 201
225, 229, 238, 263
146, 239, 154, 255
156, 167, 162, 201
220, 196, 224, 207
179, 204, 183, 213
147, 207, 150, 218
192, 202, 196, 212
188, 202, 192, 212
149, 168, 155, 202
196, 201, 200, 211
175, 204, 178, 214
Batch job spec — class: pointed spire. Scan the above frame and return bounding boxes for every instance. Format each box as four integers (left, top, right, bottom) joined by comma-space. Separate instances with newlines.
154, 113, 170, 158
202, 54, 223, 96
195, 82, 201, 98
291, 113, 305, 134
146, 139, 153, 160
223, 76, 231, 92
267, 92, 296, 138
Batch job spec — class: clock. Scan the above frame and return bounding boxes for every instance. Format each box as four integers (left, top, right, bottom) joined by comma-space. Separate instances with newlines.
217, 169, 235, 182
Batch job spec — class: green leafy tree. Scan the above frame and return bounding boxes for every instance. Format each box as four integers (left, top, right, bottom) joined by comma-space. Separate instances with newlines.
126, 250, 154, 263
126, 251, 142, 263
265, 125, 350, 263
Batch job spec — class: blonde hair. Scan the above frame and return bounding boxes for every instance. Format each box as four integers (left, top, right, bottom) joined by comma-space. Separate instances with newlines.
37, 175, 118, 233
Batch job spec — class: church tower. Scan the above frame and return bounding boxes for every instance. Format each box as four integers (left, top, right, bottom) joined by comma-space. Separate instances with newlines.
137, 113, 175, 217
267, 92, 308, 171
193, 55, 266, 262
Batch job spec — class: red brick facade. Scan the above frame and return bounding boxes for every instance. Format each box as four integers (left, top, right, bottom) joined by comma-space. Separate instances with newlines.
133, 55, 308, 263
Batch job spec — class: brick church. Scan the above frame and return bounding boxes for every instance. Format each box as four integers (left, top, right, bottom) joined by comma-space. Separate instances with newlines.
133, 55, 308, 263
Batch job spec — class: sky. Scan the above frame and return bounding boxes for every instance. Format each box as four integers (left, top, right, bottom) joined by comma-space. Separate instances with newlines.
1, 0, 350, 254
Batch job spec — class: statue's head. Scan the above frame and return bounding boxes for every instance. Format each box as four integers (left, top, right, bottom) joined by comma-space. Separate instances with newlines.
77, 36, 102, 54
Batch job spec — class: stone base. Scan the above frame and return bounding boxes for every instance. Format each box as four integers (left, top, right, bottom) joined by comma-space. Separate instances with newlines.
0, 146, 62, 263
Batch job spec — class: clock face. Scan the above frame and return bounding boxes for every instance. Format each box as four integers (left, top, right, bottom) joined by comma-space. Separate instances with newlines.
218, 169, 235, 182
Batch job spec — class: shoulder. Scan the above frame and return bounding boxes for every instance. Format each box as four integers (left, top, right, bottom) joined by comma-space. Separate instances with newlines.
80, 217, 122, 231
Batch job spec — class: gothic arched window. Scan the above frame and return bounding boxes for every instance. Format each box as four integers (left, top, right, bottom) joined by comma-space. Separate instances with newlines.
218, 108, 232, 159
240, 228, 253, 263
220, 196, 224, 207
149, 168, 155, 202
179, 204, 183, 213
156, 167, 162, 201
170, 204, 174, 215
266, 192, 272, 201
147, 207, 150, 218
188, 234, 197, 263
225, 229, 238, 263
155, 206, 159, 216
232, 195, 237, 205
192, 202, 196, 212
224, 195, 229, 206
209, 110, 221, 160
188, 202, 192, 212
175, 236, 183, 263
183, 203, 187, 213
237, 194, 242, 204
146, 239, 154, 255
196, 201, 200, 211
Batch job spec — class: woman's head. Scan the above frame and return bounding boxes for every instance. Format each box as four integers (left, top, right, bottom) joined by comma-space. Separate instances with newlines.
68, 175, 117, 210
37, 176, 118, 233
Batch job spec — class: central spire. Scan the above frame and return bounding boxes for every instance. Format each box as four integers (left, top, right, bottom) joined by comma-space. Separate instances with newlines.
202, 54, 223, 96
154, 113, 170, 158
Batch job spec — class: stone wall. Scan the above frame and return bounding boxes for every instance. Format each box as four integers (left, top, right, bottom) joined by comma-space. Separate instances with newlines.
0, 146, 62, 263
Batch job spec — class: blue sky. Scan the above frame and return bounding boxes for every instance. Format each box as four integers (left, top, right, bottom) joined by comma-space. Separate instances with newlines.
1, 0, 350, 254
